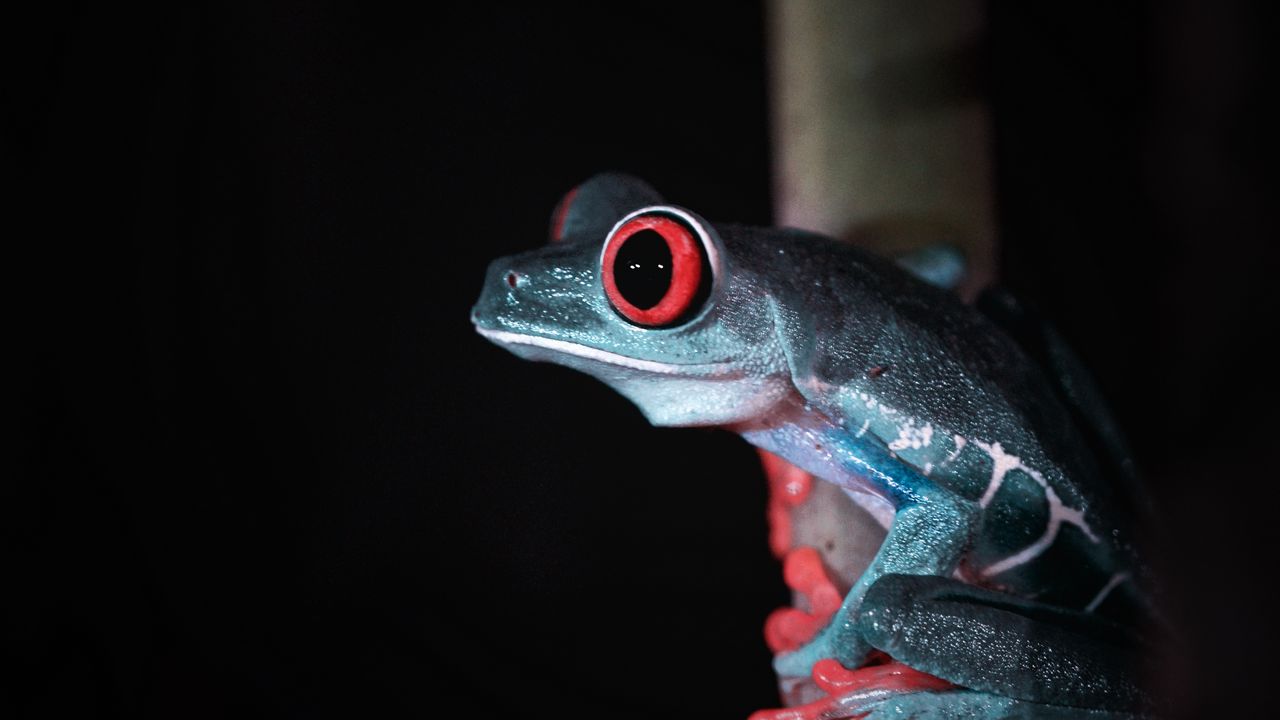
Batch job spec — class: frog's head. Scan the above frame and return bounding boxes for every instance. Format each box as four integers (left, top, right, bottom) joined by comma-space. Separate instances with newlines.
471, 174, 793, 426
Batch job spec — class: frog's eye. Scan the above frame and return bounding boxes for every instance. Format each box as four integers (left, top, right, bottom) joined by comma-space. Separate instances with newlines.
601, 210, 713, 327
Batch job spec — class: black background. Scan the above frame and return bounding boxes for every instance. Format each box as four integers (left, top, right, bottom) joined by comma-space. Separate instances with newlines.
8, 2, 1276, 718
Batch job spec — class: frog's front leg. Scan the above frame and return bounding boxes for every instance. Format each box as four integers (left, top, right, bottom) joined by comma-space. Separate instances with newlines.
755, 426, 981, 679
774, 497, 977, 677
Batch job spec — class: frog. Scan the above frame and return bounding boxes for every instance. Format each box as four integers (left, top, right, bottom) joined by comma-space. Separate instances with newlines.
470, 173, 1159, 719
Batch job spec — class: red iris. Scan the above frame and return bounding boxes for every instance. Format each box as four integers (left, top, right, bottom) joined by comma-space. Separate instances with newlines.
602, 214, 708, 327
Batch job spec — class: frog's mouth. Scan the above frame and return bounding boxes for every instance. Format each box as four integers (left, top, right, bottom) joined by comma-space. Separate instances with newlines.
474, 327, 743, 377
477, 323, 794, 427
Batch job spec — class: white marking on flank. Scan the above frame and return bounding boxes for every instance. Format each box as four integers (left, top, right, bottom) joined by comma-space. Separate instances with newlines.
974, 439, 1101, 579
855, 419, 871, 438
941, 435, 967, 466
976, 441, 1022, 508
1085, 572, 1130, 613
888, 421, 933, 452
476, 328, 737, 376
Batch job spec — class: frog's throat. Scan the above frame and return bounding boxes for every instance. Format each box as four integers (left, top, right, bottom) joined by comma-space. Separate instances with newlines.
476, 327, 742, 377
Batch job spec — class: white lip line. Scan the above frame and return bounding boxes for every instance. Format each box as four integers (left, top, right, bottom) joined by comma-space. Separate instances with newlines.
476, 327, 738, 376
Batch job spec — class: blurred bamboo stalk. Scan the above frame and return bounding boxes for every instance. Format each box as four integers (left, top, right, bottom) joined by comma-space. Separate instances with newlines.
769, 0, 996, 297
763, 2, 997, 706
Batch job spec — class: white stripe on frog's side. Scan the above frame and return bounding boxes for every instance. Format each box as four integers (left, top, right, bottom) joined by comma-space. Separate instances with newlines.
819, 380, 1104, 579
975, 439, 1100, 578
1085, 572, 1131, 613
940, 434, 967, 467
854, 418, 871, 438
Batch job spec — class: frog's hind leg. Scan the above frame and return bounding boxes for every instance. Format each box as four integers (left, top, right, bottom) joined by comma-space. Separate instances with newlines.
760, 573, 1155, 719
773, 432, 980, 679
857, 574, 1156, 717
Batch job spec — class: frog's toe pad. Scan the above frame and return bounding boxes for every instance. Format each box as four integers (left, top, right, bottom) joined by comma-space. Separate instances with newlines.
750, 659, 955, 720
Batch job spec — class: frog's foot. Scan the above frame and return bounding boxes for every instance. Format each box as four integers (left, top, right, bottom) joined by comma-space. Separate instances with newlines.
750, 658, 956, 720
766, 546, 875, 686
759, 552, 959, 719
762, 546, 954, 717
773, 615, 868, 680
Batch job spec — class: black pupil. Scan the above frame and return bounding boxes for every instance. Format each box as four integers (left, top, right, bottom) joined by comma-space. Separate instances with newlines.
614, 229, 672, 309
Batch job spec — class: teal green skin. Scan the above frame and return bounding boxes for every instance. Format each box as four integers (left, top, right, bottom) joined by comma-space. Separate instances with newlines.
471, 174, 1157, 718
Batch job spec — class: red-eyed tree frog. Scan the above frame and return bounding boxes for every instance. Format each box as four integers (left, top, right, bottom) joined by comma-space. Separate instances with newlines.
471, 174, 1159, 719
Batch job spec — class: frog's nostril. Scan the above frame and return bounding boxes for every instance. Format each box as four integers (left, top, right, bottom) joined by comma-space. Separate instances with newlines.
505, 271, 523, 289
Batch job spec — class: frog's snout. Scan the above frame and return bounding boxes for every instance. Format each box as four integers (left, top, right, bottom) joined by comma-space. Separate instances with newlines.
473, 246, 605, 342
472, 255, 533, 331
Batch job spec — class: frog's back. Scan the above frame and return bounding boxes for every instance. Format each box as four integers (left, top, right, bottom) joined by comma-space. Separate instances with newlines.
727, 227, 1144, 619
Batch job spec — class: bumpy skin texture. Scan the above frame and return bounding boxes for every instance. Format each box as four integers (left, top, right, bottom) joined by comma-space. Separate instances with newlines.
471, 174, 1155, 718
